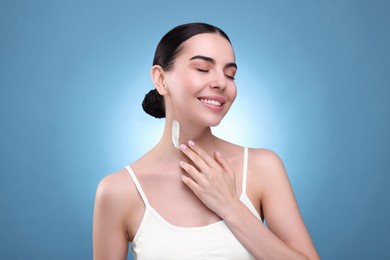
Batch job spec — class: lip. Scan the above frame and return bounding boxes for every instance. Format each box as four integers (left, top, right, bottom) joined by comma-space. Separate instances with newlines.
197, 95, 226, 111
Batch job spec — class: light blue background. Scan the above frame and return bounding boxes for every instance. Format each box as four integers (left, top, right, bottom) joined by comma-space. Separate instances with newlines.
1, 0, 389, 259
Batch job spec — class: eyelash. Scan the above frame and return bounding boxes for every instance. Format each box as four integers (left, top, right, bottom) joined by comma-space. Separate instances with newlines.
196, 69, 235, 80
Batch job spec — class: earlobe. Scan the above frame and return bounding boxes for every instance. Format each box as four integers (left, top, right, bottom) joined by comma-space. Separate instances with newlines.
151, 65, 169, 95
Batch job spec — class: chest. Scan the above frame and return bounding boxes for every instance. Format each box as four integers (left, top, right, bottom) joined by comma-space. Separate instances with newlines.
131, 210, 255, 260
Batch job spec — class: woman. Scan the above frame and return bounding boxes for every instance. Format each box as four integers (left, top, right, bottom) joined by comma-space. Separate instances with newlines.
93, 22, 320, 260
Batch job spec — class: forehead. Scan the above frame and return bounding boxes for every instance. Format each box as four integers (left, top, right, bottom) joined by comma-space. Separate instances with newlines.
178, 33, 235, 63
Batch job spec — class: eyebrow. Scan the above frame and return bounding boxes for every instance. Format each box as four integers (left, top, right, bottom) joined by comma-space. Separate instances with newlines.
189, 55, 237, 69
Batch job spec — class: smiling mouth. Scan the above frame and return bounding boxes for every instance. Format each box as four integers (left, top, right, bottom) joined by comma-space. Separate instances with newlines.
198, 98, 223, 107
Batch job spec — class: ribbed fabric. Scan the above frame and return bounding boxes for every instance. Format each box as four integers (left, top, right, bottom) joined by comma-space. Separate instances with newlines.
125, 147, 261, 260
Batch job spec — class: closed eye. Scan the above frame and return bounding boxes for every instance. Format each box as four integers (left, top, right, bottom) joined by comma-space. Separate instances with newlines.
225, 74, 235, 80
196, 69, 209, 72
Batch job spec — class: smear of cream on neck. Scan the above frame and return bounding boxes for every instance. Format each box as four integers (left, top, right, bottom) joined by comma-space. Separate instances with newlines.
172, 120, 180, 149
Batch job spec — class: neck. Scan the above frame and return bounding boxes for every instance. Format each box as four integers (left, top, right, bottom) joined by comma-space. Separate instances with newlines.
152, 117, 218, 165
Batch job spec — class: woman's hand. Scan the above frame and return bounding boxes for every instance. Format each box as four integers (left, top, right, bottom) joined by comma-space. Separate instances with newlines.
179, 140, 240, 218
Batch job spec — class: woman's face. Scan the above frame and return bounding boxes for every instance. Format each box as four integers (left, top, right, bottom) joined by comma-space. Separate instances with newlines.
164, 33, 237, 127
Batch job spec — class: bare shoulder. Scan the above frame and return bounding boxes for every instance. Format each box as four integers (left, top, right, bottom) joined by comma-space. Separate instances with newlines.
248, 148, 285, 169
97, 168, 131, 198
248, 148, 288, 179
247, 148, 320, 259
246, 148, 291, 200
95, 168, 139, 214
93, 168, 142, 258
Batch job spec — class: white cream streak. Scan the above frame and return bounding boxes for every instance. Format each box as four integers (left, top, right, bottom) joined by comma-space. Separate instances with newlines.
172, 120, 180, 149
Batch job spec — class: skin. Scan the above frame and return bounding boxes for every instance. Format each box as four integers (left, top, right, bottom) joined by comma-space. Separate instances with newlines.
93, 33, 320, 260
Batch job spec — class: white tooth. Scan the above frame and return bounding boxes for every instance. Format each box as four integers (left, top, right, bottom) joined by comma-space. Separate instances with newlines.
200, 99, 221, 106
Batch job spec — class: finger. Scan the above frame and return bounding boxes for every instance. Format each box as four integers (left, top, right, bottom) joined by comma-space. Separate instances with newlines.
181, 175, 200, 195
180, 144, 209, 172
187, 140, 219, 169
179, 161, 204, 183
214, 151, 234, 175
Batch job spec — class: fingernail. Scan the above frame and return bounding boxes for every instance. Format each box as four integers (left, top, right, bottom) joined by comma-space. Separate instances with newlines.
180, 144, 187, 150
188, 140, 195, 146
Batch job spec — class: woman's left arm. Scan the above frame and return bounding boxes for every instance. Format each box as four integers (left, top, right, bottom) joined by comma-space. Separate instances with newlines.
179, 142, 320, 260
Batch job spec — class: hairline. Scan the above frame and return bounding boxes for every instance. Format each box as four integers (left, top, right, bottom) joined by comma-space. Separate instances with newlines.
165, 31, 233, 71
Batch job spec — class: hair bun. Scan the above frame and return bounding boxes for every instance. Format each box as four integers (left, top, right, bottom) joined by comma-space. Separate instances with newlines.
142, 89, 165, 118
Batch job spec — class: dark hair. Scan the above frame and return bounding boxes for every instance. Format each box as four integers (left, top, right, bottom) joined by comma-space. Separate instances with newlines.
142, 22, 231, 118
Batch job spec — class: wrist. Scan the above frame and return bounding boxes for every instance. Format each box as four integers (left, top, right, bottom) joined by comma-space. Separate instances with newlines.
219, 197, 243, 221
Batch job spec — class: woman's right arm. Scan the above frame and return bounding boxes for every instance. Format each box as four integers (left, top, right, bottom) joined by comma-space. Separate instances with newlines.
93, 173, 130, 260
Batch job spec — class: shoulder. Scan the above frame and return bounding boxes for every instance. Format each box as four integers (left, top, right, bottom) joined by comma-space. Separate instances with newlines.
95, 168, 139, 215
96, 168, 130, 198
248, 148, 286, 173
93, 168, 140, 257
247, 148, 290, 195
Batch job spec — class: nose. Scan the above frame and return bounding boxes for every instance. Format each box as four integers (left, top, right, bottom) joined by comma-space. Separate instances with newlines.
209, 71, 227, 90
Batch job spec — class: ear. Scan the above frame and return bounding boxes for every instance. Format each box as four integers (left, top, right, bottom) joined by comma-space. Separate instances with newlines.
151, 65, 169, 96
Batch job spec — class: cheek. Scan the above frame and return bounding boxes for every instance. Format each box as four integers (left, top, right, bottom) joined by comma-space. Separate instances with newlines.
175, 73, 204, 96
230, 84, 238, 102
168, 75, 200, 104
182, 72, 204, 88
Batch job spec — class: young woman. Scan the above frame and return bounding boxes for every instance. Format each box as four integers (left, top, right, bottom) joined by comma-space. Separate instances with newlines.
93, 23, 320, 260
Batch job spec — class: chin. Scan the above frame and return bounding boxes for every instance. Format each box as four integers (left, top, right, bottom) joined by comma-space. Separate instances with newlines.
183, 110, 227, 128
207, 117, 224, 127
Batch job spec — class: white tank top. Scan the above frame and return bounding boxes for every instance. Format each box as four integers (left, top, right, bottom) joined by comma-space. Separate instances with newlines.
125, 147, 262, 260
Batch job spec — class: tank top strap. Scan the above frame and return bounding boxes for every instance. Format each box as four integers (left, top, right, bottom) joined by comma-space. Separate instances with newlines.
125, 165, 150, 207
241, 147, 249, 193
